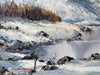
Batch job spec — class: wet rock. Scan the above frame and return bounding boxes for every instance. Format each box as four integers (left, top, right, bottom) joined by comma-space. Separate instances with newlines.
47, 61, 55, 65
57, 56, 74, 65
41, 65, 49, 71
50, 66, 58, 70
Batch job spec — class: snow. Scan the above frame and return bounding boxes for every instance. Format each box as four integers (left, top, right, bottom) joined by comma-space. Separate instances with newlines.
0, 18, 79, 42
0, 0, 100, 75
0, 51, 25, 59
0, 0, 100, 23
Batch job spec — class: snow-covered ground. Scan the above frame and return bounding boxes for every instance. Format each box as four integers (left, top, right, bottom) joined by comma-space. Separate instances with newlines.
0, 18, 100, 75
0, 51, 100, 75
0, 0, 100, 75
0, 0, 100, 23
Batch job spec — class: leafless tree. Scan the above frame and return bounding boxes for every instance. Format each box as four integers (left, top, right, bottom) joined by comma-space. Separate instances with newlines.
31, 44, 45, 72
49, 51, 59, 63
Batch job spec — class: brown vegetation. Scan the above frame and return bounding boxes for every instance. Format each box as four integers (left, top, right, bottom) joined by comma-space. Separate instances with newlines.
0, 0, 62, 22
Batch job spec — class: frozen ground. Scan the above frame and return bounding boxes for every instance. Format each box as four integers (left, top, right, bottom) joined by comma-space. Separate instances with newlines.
0, 51, 100, 75
0, 18, 100, 75
0, 0, 100, 75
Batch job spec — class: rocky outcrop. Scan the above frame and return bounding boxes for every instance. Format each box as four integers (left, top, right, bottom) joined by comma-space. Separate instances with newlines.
79, 25, 92, 32
57, 56, 74, 65
0, 67, 10, 75
41, 65, 58, 71
36, 31, 49, 38
5, 40, 37, 51
41, 65, 50, 71
47, 61, 55, 65
49, 66, 58, 70
88, 53, 100, 60
79, 53, 100, 61
39, 60, 45, 62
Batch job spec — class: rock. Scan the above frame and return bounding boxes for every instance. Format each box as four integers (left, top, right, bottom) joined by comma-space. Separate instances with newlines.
8, 58, 13, 61
50, 66, 58, 70
22, 56, 33, 60
47, 61, 55, 65
39, 60, 45, 62
0, 56, 2, 60
41, 65, 58, 71
79, 25, 91, 32
4, 72, 13, 75
0, 67, 9, 75
41, 65, 49, 71
8, 58, 18, 61
0, 43, 4, 48
36, 31, 49, 38
22, 54, 34, 60
0, 23, 4, 29
80, 57, 87, 60
15, 26, 19, 30
6, 40, 36, 51
57, 56, 74, 65
87, 57, 94, 61
91, 53, 100, 60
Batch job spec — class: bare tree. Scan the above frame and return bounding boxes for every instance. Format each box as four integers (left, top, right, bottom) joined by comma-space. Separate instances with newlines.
49, 51, 59, 63
31, 44, 45, 72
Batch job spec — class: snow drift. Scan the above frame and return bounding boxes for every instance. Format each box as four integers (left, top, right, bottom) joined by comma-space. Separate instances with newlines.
0, 0, 100, 23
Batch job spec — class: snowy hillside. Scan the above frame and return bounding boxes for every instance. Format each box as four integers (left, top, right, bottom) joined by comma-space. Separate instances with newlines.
0, 0, 100, 75
0, 0, 100, 23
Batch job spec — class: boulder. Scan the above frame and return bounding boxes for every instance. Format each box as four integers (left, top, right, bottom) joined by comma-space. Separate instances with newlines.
41, 65, 58, 71
0, 67, 9, 75
91, 53, 100, 60
57, 56, 74, 65
79, 25, 91, 32
0, 24, 4, 29
4, 72, 13, 75
8, 58, 18, 61
0, 43, 4, 48
36, 31, 49, 38
39, 60, 45, 62
47, 61, 55, 65
80, 57, 87, 60
41, 65, 49, 71
22, 53, 36, 60
15, 26, 19, 30
50, 66, 58, 70
0, 56, 2, 60
6, 40, 36, 51
22, 55, 33, 60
